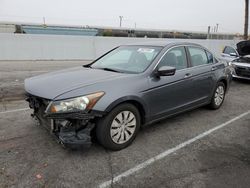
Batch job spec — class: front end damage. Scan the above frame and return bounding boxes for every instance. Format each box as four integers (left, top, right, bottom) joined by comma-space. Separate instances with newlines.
26, 94, 104, 149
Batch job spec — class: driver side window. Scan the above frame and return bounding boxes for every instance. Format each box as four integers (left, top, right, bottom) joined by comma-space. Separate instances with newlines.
158, 47, 188, 70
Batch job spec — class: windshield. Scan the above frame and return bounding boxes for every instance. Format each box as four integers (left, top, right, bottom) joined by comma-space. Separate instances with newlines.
90, 46, 162, 73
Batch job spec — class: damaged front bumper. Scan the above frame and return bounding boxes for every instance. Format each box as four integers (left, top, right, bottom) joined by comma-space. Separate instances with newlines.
26, 94, 105, 149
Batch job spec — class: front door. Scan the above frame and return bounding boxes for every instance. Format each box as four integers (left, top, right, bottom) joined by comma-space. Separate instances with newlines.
145, 46, 194, 120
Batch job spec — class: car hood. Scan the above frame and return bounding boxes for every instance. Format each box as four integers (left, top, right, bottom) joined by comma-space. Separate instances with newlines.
233, 56, 250, 64
25, 67, 125, 99
237, 40, 250, 56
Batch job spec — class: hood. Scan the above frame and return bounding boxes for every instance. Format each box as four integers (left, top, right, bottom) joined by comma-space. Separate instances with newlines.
25, 66, 125, 99
237, 40, 250, 56
232, 56, 250, 65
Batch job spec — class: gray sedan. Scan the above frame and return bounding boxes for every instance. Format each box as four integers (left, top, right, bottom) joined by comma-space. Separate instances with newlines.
25, 42, 232, 150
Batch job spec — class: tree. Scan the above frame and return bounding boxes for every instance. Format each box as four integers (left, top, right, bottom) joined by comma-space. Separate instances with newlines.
244, 0, 249, 40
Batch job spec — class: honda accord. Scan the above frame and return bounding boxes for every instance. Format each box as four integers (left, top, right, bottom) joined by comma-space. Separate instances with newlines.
25, 42, 232, 150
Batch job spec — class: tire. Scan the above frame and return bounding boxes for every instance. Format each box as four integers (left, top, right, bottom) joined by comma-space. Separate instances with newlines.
209, 82, 226, 110
96, 103, 141, 151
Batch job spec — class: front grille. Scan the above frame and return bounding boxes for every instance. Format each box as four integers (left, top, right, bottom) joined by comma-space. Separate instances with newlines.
27, 94, 51, 128
26, 94, 50, 110
235, 66, 250, 78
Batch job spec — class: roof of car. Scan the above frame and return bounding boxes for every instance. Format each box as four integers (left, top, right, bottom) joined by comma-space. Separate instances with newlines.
125, 41, 203, 48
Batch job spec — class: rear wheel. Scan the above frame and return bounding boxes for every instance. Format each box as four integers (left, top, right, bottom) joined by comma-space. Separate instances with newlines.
96, 103, 141, 150
209, 82, 225, 109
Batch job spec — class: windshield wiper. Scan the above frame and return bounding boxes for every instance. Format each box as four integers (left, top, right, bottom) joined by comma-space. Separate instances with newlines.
99, 68, 123, 73
83, 64, 92, 68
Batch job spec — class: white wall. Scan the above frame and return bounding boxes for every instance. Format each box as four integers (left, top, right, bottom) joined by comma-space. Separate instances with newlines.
0, 33, 239, 60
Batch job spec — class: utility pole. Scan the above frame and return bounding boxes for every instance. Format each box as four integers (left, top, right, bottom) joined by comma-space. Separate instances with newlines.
244, 0, 249, 40
216, 23, 219, 32
207, 26, 211, 39
43, 17, 46, 27
119, 16, 123, 27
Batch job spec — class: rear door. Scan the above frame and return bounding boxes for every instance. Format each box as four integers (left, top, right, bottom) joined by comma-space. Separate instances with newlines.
186, 46, 215, 103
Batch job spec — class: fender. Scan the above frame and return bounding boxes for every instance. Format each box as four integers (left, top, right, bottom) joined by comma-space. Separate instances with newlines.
105, 95, 149, 116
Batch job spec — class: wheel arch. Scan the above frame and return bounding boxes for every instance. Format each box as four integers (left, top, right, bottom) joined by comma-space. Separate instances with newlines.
218, 77, 228, 92
105, 96, 148, 125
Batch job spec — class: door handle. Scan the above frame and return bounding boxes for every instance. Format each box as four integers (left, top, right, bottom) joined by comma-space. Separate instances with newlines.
184, 73, 192, 79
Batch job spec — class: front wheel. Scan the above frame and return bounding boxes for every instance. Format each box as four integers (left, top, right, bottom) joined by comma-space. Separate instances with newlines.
96, 103, 141, 150
209, 82, 226, 109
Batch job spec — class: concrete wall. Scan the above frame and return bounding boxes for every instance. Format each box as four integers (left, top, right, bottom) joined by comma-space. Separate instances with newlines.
0, 33, 239, 60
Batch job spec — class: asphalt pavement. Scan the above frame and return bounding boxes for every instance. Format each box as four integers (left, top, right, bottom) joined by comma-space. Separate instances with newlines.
0, 61, 250, 188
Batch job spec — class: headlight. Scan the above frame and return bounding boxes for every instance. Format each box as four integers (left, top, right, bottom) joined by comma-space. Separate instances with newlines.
46, 91, 105, 113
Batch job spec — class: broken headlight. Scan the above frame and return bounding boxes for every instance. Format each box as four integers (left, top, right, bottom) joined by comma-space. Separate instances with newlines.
46, 92, 105, 113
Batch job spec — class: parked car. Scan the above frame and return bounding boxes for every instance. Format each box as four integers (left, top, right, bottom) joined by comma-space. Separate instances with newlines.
221, 41, 250, 80
25, 42, 232, 150
221, 44, 239, 62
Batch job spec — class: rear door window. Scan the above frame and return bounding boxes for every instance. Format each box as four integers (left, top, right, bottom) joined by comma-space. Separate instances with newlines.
188, 47, 209, 66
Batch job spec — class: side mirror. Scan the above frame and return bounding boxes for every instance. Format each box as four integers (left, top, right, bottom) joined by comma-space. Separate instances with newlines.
157, 66, 176, 76
229, 52, 238, 57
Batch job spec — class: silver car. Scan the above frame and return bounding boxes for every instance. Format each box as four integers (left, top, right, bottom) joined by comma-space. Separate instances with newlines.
221, 41, 250, 80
